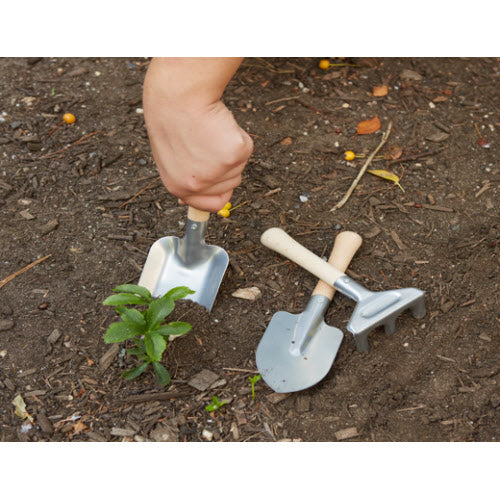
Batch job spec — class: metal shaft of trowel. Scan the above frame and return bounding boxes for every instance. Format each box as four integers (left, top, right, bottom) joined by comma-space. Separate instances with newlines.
291, 231, 363, 356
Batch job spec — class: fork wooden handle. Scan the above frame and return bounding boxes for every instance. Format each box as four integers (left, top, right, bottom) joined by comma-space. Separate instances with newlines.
312, 231, 362, 300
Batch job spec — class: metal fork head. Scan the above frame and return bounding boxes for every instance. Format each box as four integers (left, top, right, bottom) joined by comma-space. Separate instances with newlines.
346, 287, 426, 352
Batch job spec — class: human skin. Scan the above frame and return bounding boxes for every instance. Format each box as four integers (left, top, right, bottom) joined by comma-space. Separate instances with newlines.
143, 57, 254, 212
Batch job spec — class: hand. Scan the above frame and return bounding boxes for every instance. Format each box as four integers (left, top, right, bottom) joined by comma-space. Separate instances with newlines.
143, 58, 254, 212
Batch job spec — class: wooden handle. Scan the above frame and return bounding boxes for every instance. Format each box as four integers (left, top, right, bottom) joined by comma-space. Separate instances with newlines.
261, 228, 350, 286
187, 206, 210, 222
312, 231, 362, 300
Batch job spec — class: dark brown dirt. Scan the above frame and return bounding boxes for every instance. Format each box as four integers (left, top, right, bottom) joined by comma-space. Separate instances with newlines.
0, 57, 498, 442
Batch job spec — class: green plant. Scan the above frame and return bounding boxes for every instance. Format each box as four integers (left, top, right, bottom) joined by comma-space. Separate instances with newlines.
103, 284, 194, 386
249, 374, 262, 400
205, 395, 227, 412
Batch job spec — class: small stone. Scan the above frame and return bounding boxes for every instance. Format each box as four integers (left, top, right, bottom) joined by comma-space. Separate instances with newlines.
202, 429, 213, 441
335, 427, 359, 440
188, 369, 219, 391
47, 329, 61, 344
0, 319, 15, 331
231, 287, 262, 301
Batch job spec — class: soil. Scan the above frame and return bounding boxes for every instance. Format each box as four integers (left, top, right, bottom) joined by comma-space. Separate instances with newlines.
0, 57, 498, 443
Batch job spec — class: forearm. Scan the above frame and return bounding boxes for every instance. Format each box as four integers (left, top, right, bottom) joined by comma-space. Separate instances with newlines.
144, 57, 243, 108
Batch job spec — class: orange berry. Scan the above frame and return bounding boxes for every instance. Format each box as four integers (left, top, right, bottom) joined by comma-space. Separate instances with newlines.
63, 113, 76, 124
223, 202, 232, 210
344, 151, 356, 161
217, 208, 230, 218
319, 59, 330, 70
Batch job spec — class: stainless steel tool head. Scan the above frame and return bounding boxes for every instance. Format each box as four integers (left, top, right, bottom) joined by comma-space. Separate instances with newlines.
256, 295, 344, 393
138, 215, 228, 312
334, 275, 426, 352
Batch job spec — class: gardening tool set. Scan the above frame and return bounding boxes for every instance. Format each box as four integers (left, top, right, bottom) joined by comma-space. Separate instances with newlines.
138, 208, 426, 393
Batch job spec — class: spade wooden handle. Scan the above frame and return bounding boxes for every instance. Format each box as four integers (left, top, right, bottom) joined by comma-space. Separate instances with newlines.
312, 231, 362, 300
261, 228, 362, 294
187, 206, 211, 222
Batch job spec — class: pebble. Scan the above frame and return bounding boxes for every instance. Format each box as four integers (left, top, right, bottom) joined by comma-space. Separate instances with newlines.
202, 429, 213, 441
0, 319, 15, 331
47, 329, 61, 345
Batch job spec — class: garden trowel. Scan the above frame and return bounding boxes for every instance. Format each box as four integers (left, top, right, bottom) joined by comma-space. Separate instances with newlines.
256, 231, 363, 393
138, 207, 228, 312
261, 228, 426, 353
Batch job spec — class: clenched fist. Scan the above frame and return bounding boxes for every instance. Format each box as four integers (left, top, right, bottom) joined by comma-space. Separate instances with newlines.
143, 58, 253, 212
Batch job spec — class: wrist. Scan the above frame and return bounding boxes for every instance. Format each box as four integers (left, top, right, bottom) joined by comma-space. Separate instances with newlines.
144, 57, 243, 110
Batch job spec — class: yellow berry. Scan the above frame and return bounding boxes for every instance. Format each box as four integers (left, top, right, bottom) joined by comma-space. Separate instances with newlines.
218, 208, 230, 218
63, 113, 76, 124
223, 202, 232, 210
344, 151, 356, 161
319, 59, 330, 70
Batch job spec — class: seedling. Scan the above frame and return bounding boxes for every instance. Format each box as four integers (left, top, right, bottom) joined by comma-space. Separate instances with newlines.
103, 284, 194, 386
205, 395, 227, 412
249, 374, 262, 400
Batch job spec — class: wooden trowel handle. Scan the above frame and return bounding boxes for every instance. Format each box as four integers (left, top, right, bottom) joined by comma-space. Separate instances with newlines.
312, 231, 362, 300
187, 206, 211, 222
260, 228, 362, 299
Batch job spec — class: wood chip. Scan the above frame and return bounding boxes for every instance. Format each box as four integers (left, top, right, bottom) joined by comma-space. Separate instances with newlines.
335, 427, 359, 440
421, 204, 453, 212
19, 210, 35, 220
99, 344, 120, 371
400, 69, 423, 80
389, 230, 407, 250
267, 393, 290, 404
110, 427, 135, 437
188, 369, 219, 391
39, 218, 59, 235
231, 287, 262, 301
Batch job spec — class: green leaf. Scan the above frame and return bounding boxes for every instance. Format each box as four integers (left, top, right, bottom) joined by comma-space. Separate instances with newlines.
164, 286, 195, 301
152, 362, 171, 386
115, 306, 147, 329
145, 295, 175, 329
122, 362, 150, 380
103, 293, 149, 307
144, 331, 166, 361
104, 321, 142, 343
155, 321, 192, 338
112, 284, 152, 303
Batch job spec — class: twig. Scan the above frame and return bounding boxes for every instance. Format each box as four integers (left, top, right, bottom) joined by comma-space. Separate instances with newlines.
38, 130, 102, 160
330, 121, 393, 212
118, 176, 161, 209
0, 254, 52, 289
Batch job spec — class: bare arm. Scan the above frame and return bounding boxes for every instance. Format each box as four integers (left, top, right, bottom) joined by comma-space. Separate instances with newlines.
143, 57, 253, 212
